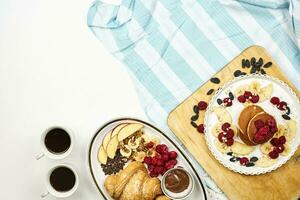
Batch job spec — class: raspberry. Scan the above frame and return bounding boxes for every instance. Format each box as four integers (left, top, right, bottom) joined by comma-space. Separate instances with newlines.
146, 141, 154, 149
277, 101, 287, 111
149, 171, 159, 177
168, 159, 178, 166
147, 164, 154, 172
156, 144, 168, 154
218, 132, 227, 143
278, 136, 286, 145
270, 97, 280, 105
270, 138, 280, 146
221, 122, 231, 132
151, 157, 159, 165
250, 95, 260, 103
239, 157, 249, 166
254, 133, 265, 143
270, 127, 278, 134
244, 91, 252, 99
274, 145, 285, 153
198, 101, 208, 110
226, 129, 234, 139
259, 126, 269, 136
225, 138, 234, 146
266, 118, 276, 128
254, 119, 264, 129
165, 161, 175, 170
144, 156, 152, 165
269, 150, 279, 159
155, 145, 163, 154
154, 166, 164, 174
168, 151, 178, 159
197, 124, 205, 134
223, 98, 232, 107
238, 95, 246, 103
162, 154, 169, 161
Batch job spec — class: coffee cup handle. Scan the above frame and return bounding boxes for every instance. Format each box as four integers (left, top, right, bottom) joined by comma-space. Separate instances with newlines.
35, 153, 45, 160
41, 191, 49, 198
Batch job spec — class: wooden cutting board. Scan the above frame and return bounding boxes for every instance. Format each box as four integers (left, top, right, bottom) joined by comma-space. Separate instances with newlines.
167, 45, 300, 200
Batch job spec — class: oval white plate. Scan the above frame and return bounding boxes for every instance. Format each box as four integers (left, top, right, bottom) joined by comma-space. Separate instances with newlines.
204, 74, 300, 175
88, 118, 208, 199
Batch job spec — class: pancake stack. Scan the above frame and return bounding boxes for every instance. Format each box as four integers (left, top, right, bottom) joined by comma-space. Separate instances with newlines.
238, 105, 278, 146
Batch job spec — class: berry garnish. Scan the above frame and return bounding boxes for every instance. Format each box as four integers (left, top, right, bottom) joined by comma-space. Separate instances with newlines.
225, 138, 234, 146
238, 95, 246, 103
168, 151, 178, 159
274, 145, 285, 153
226, 129, 234, 138
254, 119, 264, 129
218, 132, 227, 143
278, 136, 286, 145
223, 97, 232, 107
144, 156, 152, 165
221, 122, 231, 132
197, 124, 205, 134
266, 118, 276, 128
270, 126, 278, 134
239, 157, 249, 166
270, 97, 280, 105
270, 138, 280, 147
250, 94, 259, 103
244, 91, 252, 99
277, 101, 287, 111
269, 150, 279, 159
198, 101, 208, 110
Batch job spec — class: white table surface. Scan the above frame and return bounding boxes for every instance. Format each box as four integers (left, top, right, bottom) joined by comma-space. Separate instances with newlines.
0, 0, 146, 199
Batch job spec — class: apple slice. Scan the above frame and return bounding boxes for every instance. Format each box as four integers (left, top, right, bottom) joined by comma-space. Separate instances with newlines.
98, 145, 108, 165
103, 130, 112, 152
106, 135, 119, 159
117, 123, 144, 142
111, 123, 128, 137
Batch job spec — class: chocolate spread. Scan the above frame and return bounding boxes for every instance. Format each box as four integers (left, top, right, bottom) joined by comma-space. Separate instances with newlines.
165, 169, 190, 193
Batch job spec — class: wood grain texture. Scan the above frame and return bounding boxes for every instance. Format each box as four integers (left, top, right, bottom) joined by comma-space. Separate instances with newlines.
167, 46, 300, 200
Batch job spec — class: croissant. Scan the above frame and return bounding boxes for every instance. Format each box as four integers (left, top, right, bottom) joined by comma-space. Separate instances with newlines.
104, 161, 169, 200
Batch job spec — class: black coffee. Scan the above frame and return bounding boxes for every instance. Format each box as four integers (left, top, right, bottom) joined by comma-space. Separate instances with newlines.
44, 128, 71, 154
50, 167, 76, 192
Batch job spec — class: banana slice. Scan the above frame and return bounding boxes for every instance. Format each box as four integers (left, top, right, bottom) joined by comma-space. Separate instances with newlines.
211, 123, 222, 137
127, 137, 141, 149
258, 84, 273, 102
120, 145, 132, 158
286, 120, 297, 143
215, 140, 231, 153
256, 156, 277, 168
234, 85, 248, 97
281, 144, 291, 156
212, 107, 232, 124
260, 142, 274, 155
133, 151, 146, 162
231, 141, 255, 155
274, 124, 288, 138
249, 81, 261, 94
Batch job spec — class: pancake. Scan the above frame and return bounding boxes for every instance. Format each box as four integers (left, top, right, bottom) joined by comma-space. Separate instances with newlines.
238, 129, 256, 146
238, 105, 264, 138
247, 112, 276, 144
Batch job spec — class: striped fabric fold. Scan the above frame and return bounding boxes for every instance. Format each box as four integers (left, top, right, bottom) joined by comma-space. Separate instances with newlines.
87, 0, 300, 199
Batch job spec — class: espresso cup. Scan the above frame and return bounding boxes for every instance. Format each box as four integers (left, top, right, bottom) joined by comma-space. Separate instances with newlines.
42, 164, 79, 198
36, 126, 74, 160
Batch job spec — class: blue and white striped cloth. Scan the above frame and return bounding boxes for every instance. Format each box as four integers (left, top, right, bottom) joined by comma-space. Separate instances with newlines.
88, 0, 300, 199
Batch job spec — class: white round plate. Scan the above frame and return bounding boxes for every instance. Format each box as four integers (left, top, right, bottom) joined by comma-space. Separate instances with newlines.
204, 74, 300, 175
88, 118, 208, 199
